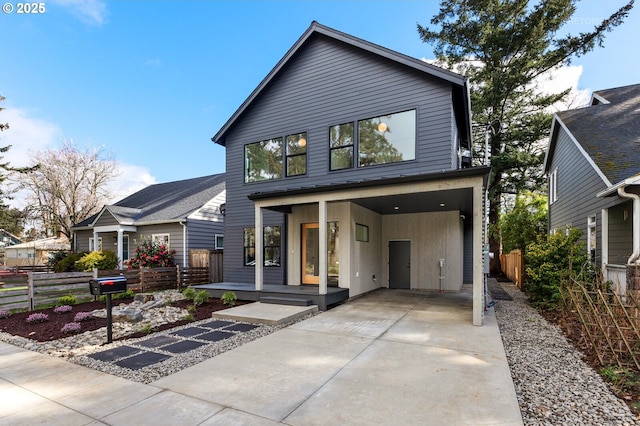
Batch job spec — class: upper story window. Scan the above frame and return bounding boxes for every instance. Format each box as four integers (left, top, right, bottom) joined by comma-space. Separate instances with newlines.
245, 138, 283, 183
330, 123, 354, 171
358, 110, 416, 167
286, 132, 307, 176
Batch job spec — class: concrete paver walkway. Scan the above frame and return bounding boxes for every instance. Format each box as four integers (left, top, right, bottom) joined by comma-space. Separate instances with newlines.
0, 288, 522, 425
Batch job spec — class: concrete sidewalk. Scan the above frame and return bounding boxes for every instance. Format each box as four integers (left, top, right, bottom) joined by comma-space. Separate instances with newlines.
0, 287, 523, 425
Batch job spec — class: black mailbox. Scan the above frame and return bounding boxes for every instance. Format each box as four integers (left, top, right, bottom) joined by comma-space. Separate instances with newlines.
89, 276, 127, 295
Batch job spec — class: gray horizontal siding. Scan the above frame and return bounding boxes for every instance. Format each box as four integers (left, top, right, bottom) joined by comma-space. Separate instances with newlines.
548, 126, 626, 265
186, 219, 223, 250
95, 212, 119, 227
608, 201, 633, 264
222, 34, 457, 283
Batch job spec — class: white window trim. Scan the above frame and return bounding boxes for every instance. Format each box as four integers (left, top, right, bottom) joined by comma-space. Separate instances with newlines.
549, 168, 558, 204
89, 237, 103, 251
587, 215, 597, 260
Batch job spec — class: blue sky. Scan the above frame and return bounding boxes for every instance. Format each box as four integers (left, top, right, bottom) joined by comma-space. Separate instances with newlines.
0, 0, 637, 205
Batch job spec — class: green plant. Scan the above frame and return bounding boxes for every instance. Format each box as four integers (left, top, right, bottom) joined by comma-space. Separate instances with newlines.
182, 287, 196, 301
75, 250, 119, 271
525, 228, 588, 310
58, 294, 77, 306
125, 240, 176, 269
139, 323, 154, 334
187, 305, 196, 313
221, 291, 237, 307
183, 313, 194, 322
55, 252, 88, 272
47, 250, 69, 270
193, 290, 209, 307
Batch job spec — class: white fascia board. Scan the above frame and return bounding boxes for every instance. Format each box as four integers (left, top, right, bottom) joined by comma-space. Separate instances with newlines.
597, 174, 640, 197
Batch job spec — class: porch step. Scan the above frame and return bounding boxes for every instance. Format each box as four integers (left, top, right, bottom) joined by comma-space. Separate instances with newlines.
260, 296, 313, 306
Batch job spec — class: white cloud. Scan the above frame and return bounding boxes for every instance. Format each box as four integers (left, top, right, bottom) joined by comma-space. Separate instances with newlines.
108, 163, 156, 203
50, 0, 109, 26
0, 106, 155, 209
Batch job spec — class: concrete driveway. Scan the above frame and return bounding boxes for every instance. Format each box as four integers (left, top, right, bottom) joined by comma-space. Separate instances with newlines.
0, 287, 522, 425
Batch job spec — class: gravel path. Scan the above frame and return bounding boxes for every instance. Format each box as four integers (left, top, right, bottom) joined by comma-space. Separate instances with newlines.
493, 280, 640, 425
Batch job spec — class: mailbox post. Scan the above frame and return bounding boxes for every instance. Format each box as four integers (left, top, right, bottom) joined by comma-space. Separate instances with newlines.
89, 276, 127, 343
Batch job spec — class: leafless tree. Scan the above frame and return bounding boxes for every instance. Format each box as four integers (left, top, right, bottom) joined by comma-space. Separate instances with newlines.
12, 140, 118, 239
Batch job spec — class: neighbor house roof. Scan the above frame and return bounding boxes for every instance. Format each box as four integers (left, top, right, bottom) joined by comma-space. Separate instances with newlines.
7, 236, 70, 251
544, 83, 640, 185
211, 21, 471, 147
73, 173, 226, 228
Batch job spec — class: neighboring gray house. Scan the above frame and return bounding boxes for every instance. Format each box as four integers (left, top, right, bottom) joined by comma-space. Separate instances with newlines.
211, 22, 489, 325
72, 174, 225, 269
544, 83, 640, 292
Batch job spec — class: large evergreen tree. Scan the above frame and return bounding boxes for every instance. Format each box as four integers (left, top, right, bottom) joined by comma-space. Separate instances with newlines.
418, 0, 634, 273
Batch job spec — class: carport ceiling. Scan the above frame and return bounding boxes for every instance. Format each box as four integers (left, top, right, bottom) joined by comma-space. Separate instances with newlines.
352, 188, 473, 216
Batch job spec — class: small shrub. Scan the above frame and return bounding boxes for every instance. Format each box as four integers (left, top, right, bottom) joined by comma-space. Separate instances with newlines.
183, 313, 194, 322
99, 288, 135, 302
61, 322, 82, 334
47, 250, 69, 270
74, 312, 94, 322
54, 252, 88, 272
187, 304, 196, 313
26, 313, 49, 323
0, 309, 11, 319
139, 323, 153, 334
125, 241, 176, 269
58, 294, 77, 306
193, 290, 209, 307
75, 250, 120, 271
221, 291, 237, 307
53, 305, 73, 314
182, 287, 196, 301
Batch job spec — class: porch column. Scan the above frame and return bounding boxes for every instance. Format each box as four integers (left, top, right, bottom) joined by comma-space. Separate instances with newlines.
117, 229, 124, 269
319, 200, 328, 296
473, 181, 484, 326
93, 230, 99, 251
255, 204, 264, 291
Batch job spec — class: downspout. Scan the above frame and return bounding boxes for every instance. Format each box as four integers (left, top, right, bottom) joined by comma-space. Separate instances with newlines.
618, 187, 640, 264
180, 220, 187, 268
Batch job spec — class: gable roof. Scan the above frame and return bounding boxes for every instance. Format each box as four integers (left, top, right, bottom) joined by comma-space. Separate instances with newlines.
211, 21, 470, 146
73, 173, 226, 228
544, 83, 640, 185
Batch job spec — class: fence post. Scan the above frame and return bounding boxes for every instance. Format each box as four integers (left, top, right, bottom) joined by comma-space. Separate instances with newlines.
140, 267, 145, 293
176, 265, 180, 289
27, 271, 34, 311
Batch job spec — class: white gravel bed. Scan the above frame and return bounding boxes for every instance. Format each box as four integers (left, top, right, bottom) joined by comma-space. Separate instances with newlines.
494, 281, 640, 425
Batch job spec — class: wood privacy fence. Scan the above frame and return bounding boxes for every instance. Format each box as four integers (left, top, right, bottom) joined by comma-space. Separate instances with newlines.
189, 249, 223, 283
566, 279, 640, 370
0, 266, 211, 312
500, 249, 524, 288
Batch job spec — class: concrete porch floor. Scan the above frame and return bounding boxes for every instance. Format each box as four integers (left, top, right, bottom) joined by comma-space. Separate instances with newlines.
0, 285, 522, 425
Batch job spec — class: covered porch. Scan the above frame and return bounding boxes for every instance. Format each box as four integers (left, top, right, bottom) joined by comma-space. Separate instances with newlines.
250, 167, 490, 325
192, 282, 349, 310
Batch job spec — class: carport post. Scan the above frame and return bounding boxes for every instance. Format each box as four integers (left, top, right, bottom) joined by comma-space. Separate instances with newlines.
319, 200, 328, 297
473, 181, 484, 326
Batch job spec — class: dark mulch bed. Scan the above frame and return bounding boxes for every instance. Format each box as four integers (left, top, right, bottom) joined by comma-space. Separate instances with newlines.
0, 297, 246, 343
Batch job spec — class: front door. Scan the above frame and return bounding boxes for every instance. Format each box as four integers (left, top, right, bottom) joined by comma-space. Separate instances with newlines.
389, 240, 410, 289
302, 223, 319, 284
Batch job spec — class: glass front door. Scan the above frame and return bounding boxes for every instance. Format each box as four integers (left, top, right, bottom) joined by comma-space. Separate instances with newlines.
302, 223, 319, 284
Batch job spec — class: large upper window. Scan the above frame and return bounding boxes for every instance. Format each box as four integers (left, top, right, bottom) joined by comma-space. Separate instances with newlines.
243, 226, 281, 266
286, 132, 307, 176
330, 123, 354, 171
358, 110, 415, 167
244, 138, 283, 183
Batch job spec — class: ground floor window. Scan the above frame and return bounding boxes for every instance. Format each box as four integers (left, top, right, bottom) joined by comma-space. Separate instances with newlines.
244, 226, 281, 266
587, 215, 596, 261
152, 233, 170, 248
89, 237, 103, 251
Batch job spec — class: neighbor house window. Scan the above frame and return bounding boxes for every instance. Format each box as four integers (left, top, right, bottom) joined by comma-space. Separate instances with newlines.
358, 110, 415, 167
549, 168, 558, 204
245, 138, 283, 183
122, 235, 129, 261
89, 237, 103, 251
152, 233, 170, 247
330, 122, 354, 170
215, 234, 224, 250
587, 215, 596, 261
286, 132, 307, 176
244, 226, 281, 266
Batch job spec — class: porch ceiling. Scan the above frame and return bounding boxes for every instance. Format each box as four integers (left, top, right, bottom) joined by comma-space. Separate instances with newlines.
352, 188, 473, 216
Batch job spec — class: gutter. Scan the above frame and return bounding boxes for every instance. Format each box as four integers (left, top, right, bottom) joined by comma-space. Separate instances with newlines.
618, 186, 640, 264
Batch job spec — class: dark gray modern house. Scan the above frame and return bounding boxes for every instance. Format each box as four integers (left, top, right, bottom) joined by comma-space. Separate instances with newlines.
72, 174, 226, 269
211, 22, 489, 325
544, 83, 640, 292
